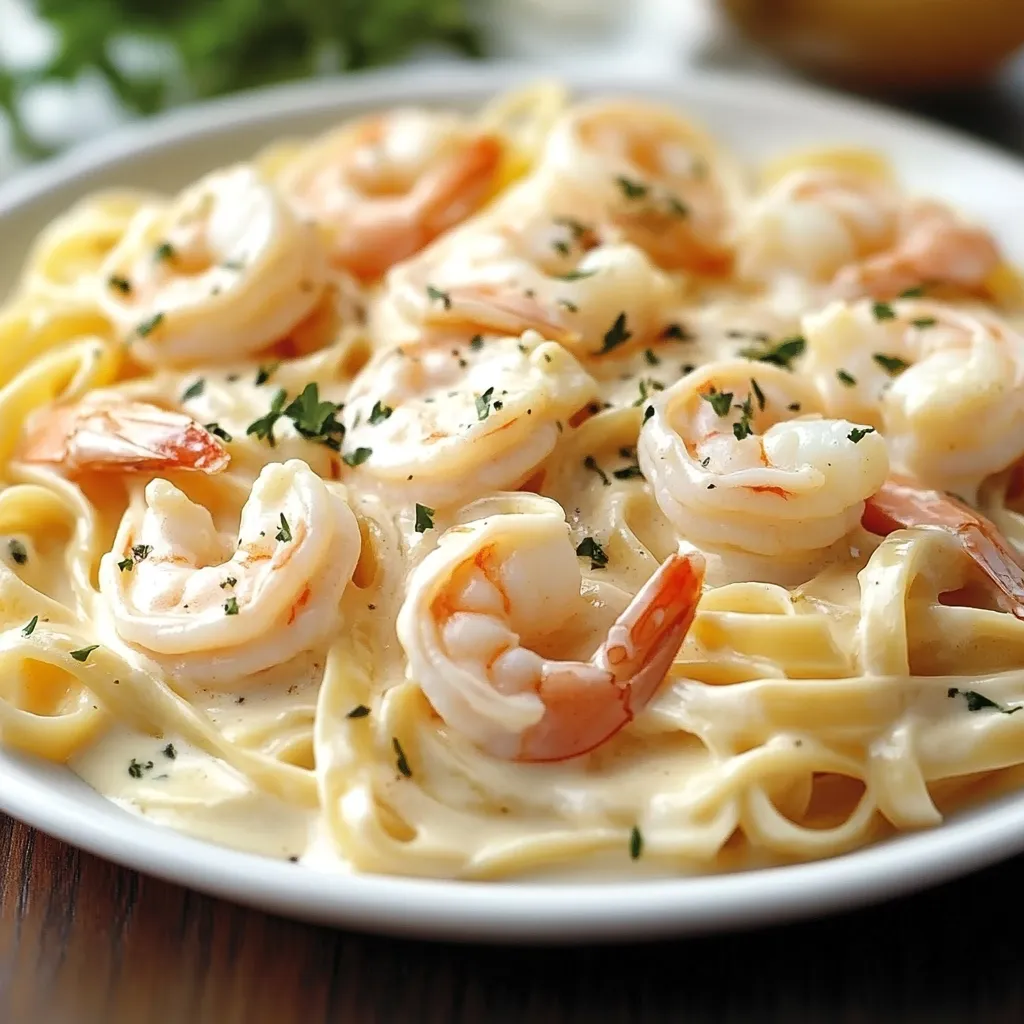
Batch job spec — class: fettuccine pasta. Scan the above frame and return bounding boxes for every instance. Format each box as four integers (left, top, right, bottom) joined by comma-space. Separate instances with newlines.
2, 83, 1024, 879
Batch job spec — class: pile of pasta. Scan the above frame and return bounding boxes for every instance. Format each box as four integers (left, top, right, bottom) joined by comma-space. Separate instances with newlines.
3, 81, 1024, 878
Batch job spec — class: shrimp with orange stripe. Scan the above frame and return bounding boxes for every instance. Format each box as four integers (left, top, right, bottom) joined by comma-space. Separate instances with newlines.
396, 497, 705, 761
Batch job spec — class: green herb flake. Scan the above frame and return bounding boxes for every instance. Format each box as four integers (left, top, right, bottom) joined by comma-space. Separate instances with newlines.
597, 312, 632, 355
836, 369, 857, 387
414, 503, 435, 533
475, 386, 495, 421
117, 557, 134, 573
22, 615, 37, 637
583, 455, 610, 486
613, 464, 643, 480
246, 387, 288, 446
343, 447, 372, 467
555, 268, 597, 282
135, 312, 164, 338
220, 576, 237, 589
426, 284, 451, 309
254, 362, 280, 386
872, 301, 896, 321
469, 335, 484, 351
205, 422, 232, 442
552, 239, 570, 257
947, 687, 1022, 714
392, 736, 412, 778
275, 514, 292, 543
665, 194, 689, 218
181, 378, 205, 401
739, 335, 805, 370
701, 388, 734, 417
751, 378, 766, 411
132, 544, 152, 564
615, 175, 649, 200
899, 286, 925, 298
108, 274, 132, 295
787, 402, 801, 413
70, 644, 99, 662
911, 317, 937, 329
282, 382, 345, 449
8, 539, 27, 565
732, 394, 755, 441
369, 400, 393, 425
629, 825, 643, 860
643, 405, 655, 424
872, 353, 910, 376
346, 704, 371, 719
128, 759, 145, 779
643, 348, 661, 367
848, 426, 876, 444
576, 536, 609, 570
224, 596, 239, 616
162, 743, 177, 759
661, 323, 690, 341
153, 241, 176, 262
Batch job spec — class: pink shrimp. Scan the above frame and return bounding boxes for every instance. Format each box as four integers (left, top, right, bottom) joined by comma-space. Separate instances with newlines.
281, 110, 504, 282
17, 397, 230, 476
396, 499, 705, 761
862, 477, 1024, 618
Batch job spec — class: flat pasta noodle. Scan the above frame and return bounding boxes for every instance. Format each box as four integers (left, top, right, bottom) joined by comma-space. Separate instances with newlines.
1, 80, 1023, 880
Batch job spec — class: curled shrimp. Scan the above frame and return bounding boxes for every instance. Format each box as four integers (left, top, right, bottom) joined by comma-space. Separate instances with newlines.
737, 164, 1000, 300
376, 176, 680, 358
99, 165, 328, 367
99, 459, 360, 685
17, 395, 229, 476
803, 298, 1024, 500
280, 109, 504, 282
396, 499, 705, 761
341, 331, 598, 508
539, 98, 746, 275
863, 476, 1024, 619
637, 359, 889, 579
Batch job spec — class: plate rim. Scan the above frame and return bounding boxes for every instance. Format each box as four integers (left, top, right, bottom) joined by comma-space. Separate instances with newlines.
3, 61, 1024, 943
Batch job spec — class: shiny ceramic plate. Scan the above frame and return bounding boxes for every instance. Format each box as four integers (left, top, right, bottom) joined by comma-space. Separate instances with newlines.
3, 65, 1024, 943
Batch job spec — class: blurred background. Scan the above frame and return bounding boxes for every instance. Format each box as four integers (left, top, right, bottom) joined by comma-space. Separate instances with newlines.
2, 0, 1024, 180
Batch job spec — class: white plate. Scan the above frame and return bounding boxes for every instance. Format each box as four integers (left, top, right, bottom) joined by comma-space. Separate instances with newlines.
3, 64, 1024, 944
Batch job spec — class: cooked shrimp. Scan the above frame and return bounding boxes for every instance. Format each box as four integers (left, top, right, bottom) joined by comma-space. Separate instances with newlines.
396, 499, 705, 761
803, 298, 1024, 501
280, 109, 503, 282
99, 459, 359, 685
341, 331, 598, 508
376, 175, 680, 357
99, 165, 328, 368
637, 359, 889, 580
862, 476, 1024, 618
17, 395, 229, 476
737, 165, 1000, 299
539, 98, 746, 275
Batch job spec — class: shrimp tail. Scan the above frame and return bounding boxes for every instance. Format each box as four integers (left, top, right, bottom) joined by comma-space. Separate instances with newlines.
18, 400, 230, 475
863, 477, 1024, 619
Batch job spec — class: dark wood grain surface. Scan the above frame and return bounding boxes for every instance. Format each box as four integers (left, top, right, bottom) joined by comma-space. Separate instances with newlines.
4, 60, 1024, 1024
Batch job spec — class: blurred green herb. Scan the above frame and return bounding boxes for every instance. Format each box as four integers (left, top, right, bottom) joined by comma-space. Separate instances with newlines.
0, 0, 481, 157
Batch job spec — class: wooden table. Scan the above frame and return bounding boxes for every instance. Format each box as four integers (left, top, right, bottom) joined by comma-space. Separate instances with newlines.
5, 66, 1024, 1024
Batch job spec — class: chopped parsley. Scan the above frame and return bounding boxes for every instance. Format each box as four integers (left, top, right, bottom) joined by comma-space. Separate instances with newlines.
469, 335, 484, 351
8, 538, 27, 565
661, 323, 691, 341
615, 175, 649, 200
701, 388, 734, 417
153, 241, 176, 262
632, 378, 664, 407
597, 312, 632, 355
117, 557, 134, 573
739, 335, 805, 370
552, 239, 570, 257
132, 544, 152, 563
899, 286, 925, 298
947, 687, 1022, 714
255, 362, 279, 386
426, 284, 451, 309
553, 215, 591, 239
414, 503, 435, 533
583, 455, 610, 486
555, 268, 597, 282
732, 393, 755, 441
643, 405, 655, 424
613, 464, 643, 480
392, 736, 412, 778
665, 194, 689, 218
108, 274, 132, 294
282, 383, 346, 449
246, 387, 287, 446
135, 312, 164, 338
475, 387, 495, 421
836, 369, 857, 387
22, 615, 37, 637
787, 402, 802, 412
70, 645, 99, 662
750, 378, 766, 411
643, 348, 661, 367
346, 704, 371, 719
162, 743, 177, 759
224, 596, 239, 615
576, 536, 609, 569
220, 576, 237, 589
275, 514, 292, 543
629, 825, 643, 860
369, 400, 393, 425
342, 447, 372, 467
872, 301, 896, 321
205, 422, 232, 442
847, 426, 876, 444
872, 353, 910, 376
127, 758, 152, 779
181, 378, 205, 401
911, 317, 937, 329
